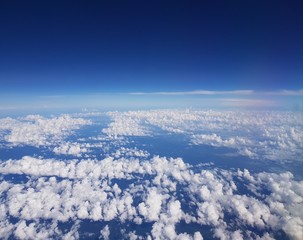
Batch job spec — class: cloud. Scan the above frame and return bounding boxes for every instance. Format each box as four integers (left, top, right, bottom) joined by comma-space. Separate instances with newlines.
0, 109, 302, 239
100, 225, 110, 240
102, 111, 149, 138
103, 109, 303, 161
191, 134, 257, 158
191, 133, 247, 147
129, 89, 303, 96
112, 147, 150, 159
219, 98, 277, 108
138, 187, 164, 222
130, 90, 255, 96
0, 154, 302, 239
53, 142, 89, 157
0, 114, 91, 147
2, 109, 299, 163
263, 89, 303, 96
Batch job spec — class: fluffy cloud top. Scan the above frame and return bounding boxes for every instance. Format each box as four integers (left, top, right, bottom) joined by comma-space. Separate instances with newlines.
102, 110, 303, 161
1, 110, 302, 161
0, 109, 302, 239
0, 114, 91, 146
53, 142, 89, 157
0, 155, 302, 239
102, 111, 149, 138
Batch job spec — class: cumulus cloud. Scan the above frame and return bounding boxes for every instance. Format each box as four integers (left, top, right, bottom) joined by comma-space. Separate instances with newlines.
112, 147, 150, 159
0, 114, 91, 147
100, 225, 110, 240
1, 110, 302, 162
138, 187, 164, 222
191, 133, 257, 158
102, 110, 303, 161
0, 154, 302, 239
0, 109, 302, 239
53, 142, 89, 157
102, 111, 149, 138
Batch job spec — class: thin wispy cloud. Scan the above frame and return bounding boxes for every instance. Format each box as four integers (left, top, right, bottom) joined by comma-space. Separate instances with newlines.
263, 89, 303, 96
130, 90, 254, 95
130, 89, 303, 96
219, 98, 277, 108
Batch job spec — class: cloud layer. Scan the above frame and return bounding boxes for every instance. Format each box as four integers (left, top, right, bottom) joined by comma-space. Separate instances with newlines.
130, 89, 303, 96
0, 110, 302, 239
0, 155, 302, 239
103, 110, 303, 161
0, 115, 91, 147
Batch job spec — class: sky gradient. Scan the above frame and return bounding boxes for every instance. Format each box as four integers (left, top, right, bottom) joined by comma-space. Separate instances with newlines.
0, 1, 302, 110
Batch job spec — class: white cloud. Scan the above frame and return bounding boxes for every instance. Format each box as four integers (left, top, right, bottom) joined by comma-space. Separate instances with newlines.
53, 142, 88, 157
102, 111, 149, 138
219, 98, 277, 108
100, 225, 110, 240
138, 187, 164, 222
112, 147, 150, 159
263, 89, 303, 96
191, 134, 257, 158
0, 114, 91, 147
130, 90, 254, 96
129, 89, 303, 96
102, 109, 303, 161
0, 109, 303, 239
191, 133, 247, 147
0, 154, 302, 239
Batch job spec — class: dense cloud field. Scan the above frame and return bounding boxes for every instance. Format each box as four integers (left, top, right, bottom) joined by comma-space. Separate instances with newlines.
0, 110, 302, 239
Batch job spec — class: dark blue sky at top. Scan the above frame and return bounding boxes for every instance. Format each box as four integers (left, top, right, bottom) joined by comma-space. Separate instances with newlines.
0, 0, 302, 95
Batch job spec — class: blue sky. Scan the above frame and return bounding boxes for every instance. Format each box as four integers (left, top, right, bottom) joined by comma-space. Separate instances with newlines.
0, 1, 302, 110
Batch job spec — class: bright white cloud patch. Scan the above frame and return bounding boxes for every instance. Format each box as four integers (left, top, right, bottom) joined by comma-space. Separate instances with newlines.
103, 110, 303, 161
53, 142, 89, 157
102, 111, 149, 138
0, 109, 302, 239
0, 155, 302, 239
0, 114, 91, 146
111, 147, 150, 159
